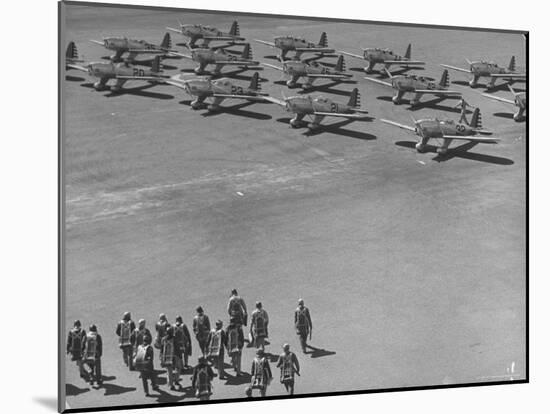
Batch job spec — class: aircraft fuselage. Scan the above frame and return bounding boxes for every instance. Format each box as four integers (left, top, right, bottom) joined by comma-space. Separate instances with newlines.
391, 75, 439, 92
285, 95, 352, 115
363, 48, 403, 63
274, 36, 317, 52
415, 119, 478, 139
469, 61, 510, 77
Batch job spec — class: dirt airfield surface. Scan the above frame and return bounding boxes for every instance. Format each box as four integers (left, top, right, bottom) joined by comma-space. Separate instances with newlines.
62, 4, 526, 410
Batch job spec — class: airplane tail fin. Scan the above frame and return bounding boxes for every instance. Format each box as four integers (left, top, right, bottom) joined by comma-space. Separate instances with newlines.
242, 43, 253, 60
151, 56, 162, 73
468, 107, 482, 129
439, 69, 450, 88
347, 88, 360, 108
161, 32, 171, 50
249, 72, 261, 91
335, 55, 345, 72
404, 43, 412, 59
508, 55, 516, 72
66, 41, 78, 60
318, 32, 328, 48
230, 21, 240, 37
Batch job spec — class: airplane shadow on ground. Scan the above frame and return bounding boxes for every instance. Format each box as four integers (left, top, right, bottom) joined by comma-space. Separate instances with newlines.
273, 80, 356, 96
297, 81, 358, 97
349, 66, 425, 76
276, 117, 377, 141
493, 112, 526, 122
486, 83, 526, 93
451, 80, 486, 89
80, 82, 175, 100
305, 345, 336, 358
451, 80, 526, 93
395, 141, 514, 165
66, 75, 86, 82
65, 383, 90, 397
376, 96, 462, 112
205, 102, 272, 120
179, 68, 268, 82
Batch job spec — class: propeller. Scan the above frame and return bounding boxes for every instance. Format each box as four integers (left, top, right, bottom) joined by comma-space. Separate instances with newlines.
410, 114, 423, 137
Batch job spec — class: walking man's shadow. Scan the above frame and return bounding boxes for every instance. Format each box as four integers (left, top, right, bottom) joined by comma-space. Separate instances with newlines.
305, 345, 336, 358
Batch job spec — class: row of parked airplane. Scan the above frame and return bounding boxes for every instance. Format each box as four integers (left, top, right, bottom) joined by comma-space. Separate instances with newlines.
65, 19, 526, 156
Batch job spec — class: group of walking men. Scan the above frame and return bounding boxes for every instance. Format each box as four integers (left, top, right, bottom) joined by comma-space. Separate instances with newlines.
66, 290, 313, 400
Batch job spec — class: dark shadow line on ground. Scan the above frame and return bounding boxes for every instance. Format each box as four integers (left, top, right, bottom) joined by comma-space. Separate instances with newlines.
305, 345, 336, 358
66, 75, 86, 82
394, 141, 514, 165
65, 383, 90, 397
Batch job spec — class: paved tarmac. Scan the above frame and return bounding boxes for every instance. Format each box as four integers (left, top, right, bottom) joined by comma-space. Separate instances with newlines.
62, 4, 526, 410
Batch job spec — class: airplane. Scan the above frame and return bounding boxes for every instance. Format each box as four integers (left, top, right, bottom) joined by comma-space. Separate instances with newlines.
440, 56, 525, 88
89, 33, 176, 62
68, 55, 168, 91
165, 71, 267, 110
66, 41, 85, 70
365, 69, 461, 106
262, 55, 353, 89
264, 88, 369, 130
166, 21, 245, 48
381, 107, 500, 155
482, 84, 527, 121
254, 32, 335, 61
171, 43, 260, 75
338, 43, 425, 74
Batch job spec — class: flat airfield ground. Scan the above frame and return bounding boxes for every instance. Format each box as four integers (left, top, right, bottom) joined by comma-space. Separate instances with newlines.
62, 5, 526, 410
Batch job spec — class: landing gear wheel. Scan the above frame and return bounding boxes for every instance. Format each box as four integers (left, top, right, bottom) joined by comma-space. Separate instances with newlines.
290, 119, 302, 128
415, 143, 427, 153
93, 82, 106, 91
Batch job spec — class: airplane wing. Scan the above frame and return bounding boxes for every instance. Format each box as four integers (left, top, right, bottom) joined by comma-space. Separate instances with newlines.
166, 27, 182, 34
440, 63, 471, 73
313, 112, 369, 119
337, 50, 364, 60
414, 89, 462, 95
115, 75, 166, 82
168, 51, 193, 59
66, 63, 88, 72
441, 135, 500, 143
294, 47, 335, 53
215, 60, 260, 66
212, 93, 267, 101
383, 59, 425, 65
254, 39, 277, 48
261, 62, 283, 71
364, 77, 392, 87
164, 79, 187, 89
306, 74, 351, 79
203, 36, 244, 41
380, 119, 416, 132
481, 93, 515, 105
262, 96, 287, 106
489, 73, 526, 79
89, 39, 105, 46
127, 48, 167, 54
